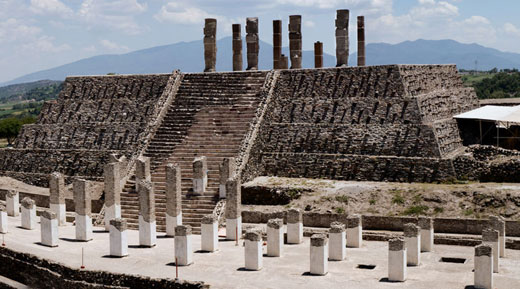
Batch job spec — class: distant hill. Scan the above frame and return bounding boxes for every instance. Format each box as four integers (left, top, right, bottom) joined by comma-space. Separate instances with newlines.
3, 38, 520, 87
0, 80, 62, 101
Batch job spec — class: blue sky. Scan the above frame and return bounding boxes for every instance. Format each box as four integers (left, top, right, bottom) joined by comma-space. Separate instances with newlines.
1, 0, 520, 83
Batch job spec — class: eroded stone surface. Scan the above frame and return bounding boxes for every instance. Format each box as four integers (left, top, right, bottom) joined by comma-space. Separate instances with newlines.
202, 215, 217, 224
245, 230, 262, 241
389, 237, 405, 251
246, 17, 259, 71
73, 179, 91, 216
267, 218, 284, 229
204, 18, 217, 72
287, 208, 302, 223
41, 210, 56, 220
418, 217, 433, 230
225, 177, 241, 219
176, 225, 192, 236
137, 180, 155, 223
404, 223, 420, 237
166, 163, 182, 216
232, 24, 242, 71
475, 244, 492, 257
482, 228, 499, 242
336, 9, 349, 67
110, 218, 127, 231
330, 221, 345, 233
310, 234, 327, 247
49, 172, 65, 205
21, 197, 35, 209
288, 15, 302, 69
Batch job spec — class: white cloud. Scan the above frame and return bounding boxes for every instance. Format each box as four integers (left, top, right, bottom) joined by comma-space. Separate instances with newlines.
0, 18, 41, 43
155, 2, 218, 24
22, 36, 71, 53
504, 23, 520, 37
29, 0, 73, 16
78, 0, 148, 35
304, 20, 316, 28
100, 39, 129, 52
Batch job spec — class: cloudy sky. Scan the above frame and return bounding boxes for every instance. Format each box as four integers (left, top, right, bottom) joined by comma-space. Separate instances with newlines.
1, 0, 520, 83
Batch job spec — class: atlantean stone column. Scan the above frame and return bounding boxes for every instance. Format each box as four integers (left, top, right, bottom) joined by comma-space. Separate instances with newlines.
49, 172, 66, 226
310, 234, 328, 276
482, 228, 499, 273
388, 237, 407, 282
0, 206, 7, 233
314, 41, 323, 68
21, 197, 36, 230
246, 17, 259, 71
404, 223, 420, 266
166, 163, 182, 237
489, 216, 506, 257
110, 218, 128, 257
175, 225, 193, 266
74, 179, 92, 241
104, 162, 121, 231
336, 9, 349, 67
136, 156, 151, 184
138, 180, 156, 247
6, 190, 19, 217
204, 19, 217, 72
193, 156, 207, 195
40, 211, 58, 247
267, 218, 284, 257
280, 54, 289, 69
329, 221, 346, 261
287, 208, 303, 244
232, 24, 242, 71
201, 215, 218, 252
288, 15, 302, 69
225, 177, 241, 240
474, 244, 493, 289
346, 214, 362, 248
357, 16, 365, 67
418, 217, 433, 252
219, 157, 236, 199
245, 230, 262, 271
273, 20, 282, 69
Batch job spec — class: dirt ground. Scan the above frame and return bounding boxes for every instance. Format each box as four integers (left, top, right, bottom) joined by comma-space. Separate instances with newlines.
243, 177, 520, 221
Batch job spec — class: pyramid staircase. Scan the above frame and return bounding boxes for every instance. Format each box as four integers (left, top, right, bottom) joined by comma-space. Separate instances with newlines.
120, 71, 268, 233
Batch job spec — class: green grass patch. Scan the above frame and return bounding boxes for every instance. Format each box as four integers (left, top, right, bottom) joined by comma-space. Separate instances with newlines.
335, 195, 349, 204
335, 207, 345, 214
403, 205, 429, 216
464, 208, 474, 216
392, 193, 405, 205
434, 207, 444, 214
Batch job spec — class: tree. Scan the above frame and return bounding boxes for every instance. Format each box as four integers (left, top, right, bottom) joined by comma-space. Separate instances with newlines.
0, 118, 22, 146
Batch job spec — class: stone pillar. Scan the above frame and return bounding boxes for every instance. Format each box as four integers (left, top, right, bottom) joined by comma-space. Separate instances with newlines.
246, 17, 259, 71
280, 54, 289, 69
40, 211, 58, 247
175, 225, 193, 266
138, 180, 156, 247
357, 16, 365, 67
225, 177, 241, 240
489, 216, 506, 258
388, 237, 407, 282
109, 218, 128, 257
335, 9, 349, 67
192, 156, 207, 195
273, 20, 282, 69
135, 156, 151, 184
403, 223, 420, 266
204, 18, 217, 72
314, 42, 323, 68
287, 208, 303, 244
346, 214, 362, 248
232, 24, 242, 71
329, 221, 346, 261
245, 230, 263, 271
267, 218, 284, 257
21, 197, 36, 230
310, 234, 328, 276
6, 190, 19, 217
74, 179, 92, 241
0, 206, 7, 234
288, 15, 302, 69
418, 217, 433, 252
166, 163, 182, 237
201, 215, 218, 252
482, 228, 499, 273
104, 162, 121, 231
219, 157, 236, 199
474, 244, 493, 289
49, 172, 66, 226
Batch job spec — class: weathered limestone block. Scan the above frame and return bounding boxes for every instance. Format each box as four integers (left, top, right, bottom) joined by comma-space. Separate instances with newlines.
74, 179, 92, 241
287, 208, 303, 244
166, 163, 182, 237
219, 157, 236, 198
329, 221, 346, 261
193, 156, 207, 194
347, 214, 362, 248
288, 15, 302, 69
388, 237, 407, 282
267, 218, 284, 257
314, 42, 323, 68
40, 211, 58, 247
201, 215, 218, 252
21, 197, 36, 230
136, 156, 151, 184
204, 18, 217, 72
0, 206, 7, 233
49, 172, 66, 226
225, 177, 241, 240
489, 216, 505, 258
175, 225, 193, 266
418, 217, 433, 252
110, 218, 128, 257
6, 190, 19, 217
232, 24, 242, 71
104, 162, 121, 231
310, 234, 328, 275
336, 9, 349, 67
273, 20, 282, 69
246, 17, 259, 71
245, 230, 263, 271
482, 228, 499, 273
138, 180, 156, 247
474, 244, 493, 289
357, 16, 365, 67
404, 223, 420, 266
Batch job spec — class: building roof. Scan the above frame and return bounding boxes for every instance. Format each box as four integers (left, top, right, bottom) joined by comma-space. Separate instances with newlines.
454, 105, 520, 124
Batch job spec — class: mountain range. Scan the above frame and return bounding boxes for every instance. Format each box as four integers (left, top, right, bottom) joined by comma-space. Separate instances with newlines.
2, 38, 520, 87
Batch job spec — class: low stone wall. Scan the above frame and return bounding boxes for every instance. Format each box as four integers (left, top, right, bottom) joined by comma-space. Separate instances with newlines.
454, 145, 520, 182
0, 189, 103, 213
0, 247, 208, 289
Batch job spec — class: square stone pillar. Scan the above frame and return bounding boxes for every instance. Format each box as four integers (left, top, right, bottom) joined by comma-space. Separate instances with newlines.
287, 208, 303, 244
310, 234, 328, 275
74, 179, 92, 241
357, 16, 365, 67
0, 206, 7, 234
138, 180, 156, 247
232, 24, 243, 71
201, 215, 218, 252
204, 18, 217, 72
273, 20, 282, 69
175, 225, 193, 266
135, 156, 151, 184
474, 244, 493, 289
40, 211, 58, 247
225, 177, 241, 241
6, 190, 19, 217
388, 237, 407, 282
219, 157, 236, 199
21, 197, 36, 230
346, 214, 362, 248
245, 230, 263, 271
109, 218, 128, 257
104, 162, 121, 231
329, 222, 346, 261
246, 17, 259, 71
489, 216, 506, 258
49, 172, 66, 226
335, 9, 349, 67
267, 219, 284, 257
288, 15, 302, 69
418, 217, 433, 252
314, 41, 323, 68
404, 223, 420, 266
192, 156, 207, 195
482, 228, 499, 273
166, 163, 182, 237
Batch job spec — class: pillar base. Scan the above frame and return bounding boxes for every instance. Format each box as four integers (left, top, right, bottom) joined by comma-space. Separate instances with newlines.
104, 204, 121, 231
226, 217, 242, 241
175, 235, 193, 266
7, 195, 19, 217
483, 241, 499, 273
474, 255, 493, 289
346, 226, 362, 248
41, 217, 58, 247
75, 214, 93, 241
405, 236, 420, 266
420, 229, 433, 252
201, 222, 218, 252
50, 203, 66, 226
193, 178, 207, 195
388, 250, 407, 282
329, 232, 346, 261
166, 213, 182, 237
21, 207, 36, 230
219, 184, 226, 199
139, 216, 157, 247
310, 245, 328, 275
0, 211, 7, 234
287, 222, 303, 244
267, 227, 283, 257
245, 239, 263, 270
110, 225, 128, 257
499, 235, 505, 258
